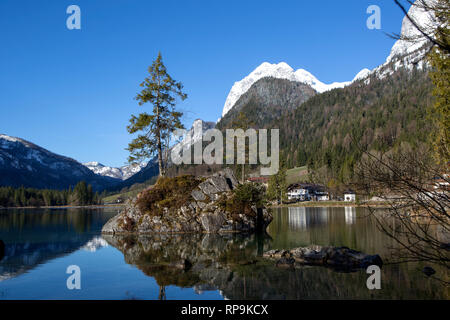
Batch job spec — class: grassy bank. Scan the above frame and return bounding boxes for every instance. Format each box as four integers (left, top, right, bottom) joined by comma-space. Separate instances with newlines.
285, 166, 308, 185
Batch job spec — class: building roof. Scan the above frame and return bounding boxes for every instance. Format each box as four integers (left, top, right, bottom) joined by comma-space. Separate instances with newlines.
247, 177, 270, 183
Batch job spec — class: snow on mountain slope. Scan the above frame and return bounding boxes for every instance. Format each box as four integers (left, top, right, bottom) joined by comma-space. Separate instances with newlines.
0, 134, 118, 189
85, 119, 215, 183
0, 134, 86, 174
386, 0, 437, 64
367, 0, 438, 80
220, 1, 438, 119
83, 161, 148, 180
221, 62, 369, 118
352, 68, 371, 81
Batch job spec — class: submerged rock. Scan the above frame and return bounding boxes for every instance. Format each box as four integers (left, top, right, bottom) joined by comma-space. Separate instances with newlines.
264, 245, 382, 271
101, 168, 272, 235
422, 266, 436, 277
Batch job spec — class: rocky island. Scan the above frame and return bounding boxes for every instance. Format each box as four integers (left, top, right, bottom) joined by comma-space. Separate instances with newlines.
102, 168, 272, 235
264, 245, 383, 271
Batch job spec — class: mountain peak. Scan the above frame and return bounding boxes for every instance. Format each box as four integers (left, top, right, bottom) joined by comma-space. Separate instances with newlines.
83, 161, 148, 181
352, 68, 371, 81
387, 0, 437, 63
221, 62, 364, 118
0, 134, 21, 143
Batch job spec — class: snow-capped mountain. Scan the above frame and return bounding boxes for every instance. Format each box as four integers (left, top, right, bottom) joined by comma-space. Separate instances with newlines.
112, 119, 216, 189
83, 161, 148, 180
0, 134, 119, 190
221, 62, 369, 118
86, 119, 215, 184
220, 0, 437, 119
175, 119, 216, 149
81, 236, 109, 252
386, 0, 437, 64
368, 0, 437, 79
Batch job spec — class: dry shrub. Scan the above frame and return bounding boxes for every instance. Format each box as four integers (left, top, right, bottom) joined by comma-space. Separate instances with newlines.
136, 175, 202, 216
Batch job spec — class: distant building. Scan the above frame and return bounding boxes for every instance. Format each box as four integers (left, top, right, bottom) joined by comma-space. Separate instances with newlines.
247, 176, 270, 188
344, 191, 356, 202
287, 183, 329, 202
315, 191, 330, 201
116, 197, 124, 204
287, 185, 311, 201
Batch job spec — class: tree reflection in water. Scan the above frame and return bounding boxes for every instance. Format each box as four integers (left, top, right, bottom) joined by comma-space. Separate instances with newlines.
103, 230, 447, 300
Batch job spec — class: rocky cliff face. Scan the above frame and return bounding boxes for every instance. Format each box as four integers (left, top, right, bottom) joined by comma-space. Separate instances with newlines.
217, 77, 317, 130
101, 168, 272, 235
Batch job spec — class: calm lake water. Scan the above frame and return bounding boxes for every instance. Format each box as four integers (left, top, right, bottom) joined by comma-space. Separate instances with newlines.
0, 207, 447, 300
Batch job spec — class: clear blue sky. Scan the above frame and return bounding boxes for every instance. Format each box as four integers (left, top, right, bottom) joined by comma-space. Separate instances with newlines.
0, 0, 410, 167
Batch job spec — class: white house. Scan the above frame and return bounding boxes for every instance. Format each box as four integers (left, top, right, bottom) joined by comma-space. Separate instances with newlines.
287, 187, 310, 201
344, 191, 356, 202
315, 191, 330, 201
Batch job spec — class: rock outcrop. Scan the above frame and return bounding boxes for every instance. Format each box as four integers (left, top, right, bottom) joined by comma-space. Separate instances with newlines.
101, 168, 272, 235
264, 245, 382, 271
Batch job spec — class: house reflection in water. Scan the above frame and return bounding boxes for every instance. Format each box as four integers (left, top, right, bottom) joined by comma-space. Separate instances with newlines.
345, 207, 356, 225
288, 207, 306, 229
287, 207, 329, 230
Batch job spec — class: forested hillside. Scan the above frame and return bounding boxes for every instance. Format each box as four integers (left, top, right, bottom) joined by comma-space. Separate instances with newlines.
218, 67, 434, 183
278, 68, 434, 182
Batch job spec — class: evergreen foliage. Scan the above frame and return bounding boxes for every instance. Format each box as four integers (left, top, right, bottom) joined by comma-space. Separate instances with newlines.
0, 181, 101, 207
127, 52, 187, 177
428, 5, 450, 163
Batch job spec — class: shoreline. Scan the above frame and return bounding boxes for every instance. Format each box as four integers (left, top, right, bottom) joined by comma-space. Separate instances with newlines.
0, 202, 393, 210
271, 201, 392, 208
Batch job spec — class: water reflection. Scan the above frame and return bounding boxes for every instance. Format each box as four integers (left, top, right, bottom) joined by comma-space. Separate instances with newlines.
105, 231, 447, 300
0, 207, 447, 299
287, 207, 328, 230
0, 208, 116, 281
345, 207, 356, 225
288, 207, 306, 229
0, 240, 4, 262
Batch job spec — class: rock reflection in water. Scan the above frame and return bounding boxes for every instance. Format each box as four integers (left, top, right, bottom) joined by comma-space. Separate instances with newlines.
103, 231, 446, 300
103, 233, 270, 296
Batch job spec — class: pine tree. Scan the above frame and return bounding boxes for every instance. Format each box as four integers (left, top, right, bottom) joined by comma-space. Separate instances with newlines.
267, 156, 287, 203
428, 4, 450, 163
230, 111, 256, 183
127, 52, 187, 177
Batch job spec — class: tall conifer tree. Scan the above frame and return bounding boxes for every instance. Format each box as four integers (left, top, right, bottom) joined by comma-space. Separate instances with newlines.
127, 52, 187, 177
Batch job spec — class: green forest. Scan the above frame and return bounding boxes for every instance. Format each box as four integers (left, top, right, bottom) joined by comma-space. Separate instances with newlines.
219, 67, 434, 184
0, 181, 102, 208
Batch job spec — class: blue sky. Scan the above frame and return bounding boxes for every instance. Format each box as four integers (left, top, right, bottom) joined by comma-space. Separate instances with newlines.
0, 0, 410, 167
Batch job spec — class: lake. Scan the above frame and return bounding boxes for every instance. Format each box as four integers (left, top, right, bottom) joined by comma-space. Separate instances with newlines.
0, 206, 447, 300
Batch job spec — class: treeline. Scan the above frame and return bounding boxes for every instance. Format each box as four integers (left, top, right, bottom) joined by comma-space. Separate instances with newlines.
0, 181, 102, 208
